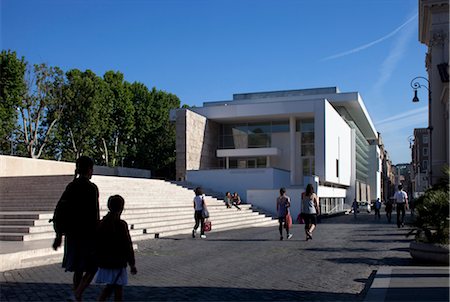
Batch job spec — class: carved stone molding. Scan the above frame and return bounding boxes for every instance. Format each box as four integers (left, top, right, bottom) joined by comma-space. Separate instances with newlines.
425, 52, 432, 71
430, 31, 448, 47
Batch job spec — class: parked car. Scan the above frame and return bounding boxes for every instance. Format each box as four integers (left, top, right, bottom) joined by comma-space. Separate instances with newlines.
358, 201, 372, 213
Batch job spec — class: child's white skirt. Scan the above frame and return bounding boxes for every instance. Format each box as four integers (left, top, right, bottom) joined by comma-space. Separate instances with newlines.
95, 267, 128, 286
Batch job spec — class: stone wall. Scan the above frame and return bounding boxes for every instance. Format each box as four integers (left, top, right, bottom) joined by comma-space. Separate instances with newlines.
0, 155, 151, 178
175, 109, 219, 181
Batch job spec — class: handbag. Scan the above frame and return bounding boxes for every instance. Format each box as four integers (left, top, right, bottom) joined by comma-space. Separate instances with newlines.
297, 213, 305, 224
202, 208, 209, 218
285, 213, 292, 229
203, 219, 212, 232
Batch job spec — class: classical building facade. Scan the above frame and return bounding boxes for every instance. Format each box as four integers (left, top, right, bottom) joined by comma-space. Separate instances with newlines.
171, 87, 381, 216
418, 0, 449, 185
411, 128, 430, 197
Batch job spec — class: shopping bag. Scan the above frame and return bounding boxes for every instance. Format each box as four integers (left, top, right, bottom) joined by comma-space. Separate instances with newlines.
203, 219, 212, 232
297, 213, 305, 224
285, 213, 292, 229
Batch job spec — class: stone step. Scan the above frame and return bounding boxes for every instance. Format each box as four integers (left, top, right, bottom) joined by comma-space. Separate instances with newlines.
0, 209, 261, 231
0, 211, 272, 242
128, 212, 268, 231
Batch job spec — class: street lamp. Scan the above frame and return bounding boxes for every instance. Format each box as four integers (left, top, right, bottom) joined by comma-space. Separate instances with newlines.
410, 76, 429, 102
409, 76, 431, 188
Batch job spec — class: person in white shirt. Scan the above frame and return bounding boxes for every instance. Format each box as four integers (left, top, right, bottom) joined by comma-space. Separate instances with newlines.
192, 187, 207, 239
394, 185, 409, 228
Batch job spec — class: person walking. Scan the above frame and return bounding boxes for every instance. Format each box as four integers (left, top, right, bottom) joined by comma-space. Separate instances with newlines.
52, 156, 100, 301
95, 195, 137, 302
352, 198, 358, 219
374, 198, 382, 220
276, 187, 292, 240
301, 184, 320, 241
384, 198, 393, 223
394, 184, 409, 228
192, 187, 207, 239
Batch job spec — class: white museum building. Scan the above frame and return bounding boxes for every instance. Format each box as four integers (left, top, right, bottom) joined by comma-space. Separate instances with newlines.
170, 87, 381, 218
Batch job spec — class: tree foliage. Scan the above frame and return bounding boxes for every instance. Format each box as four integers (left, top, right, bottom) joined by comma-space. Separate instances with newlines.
17, 63, 65, 158
130, 84, 180, 178
2, 50, 182, 178
410, 167, 450, 244
103, 71, 135, 167
0, 50, 26, 153
56, 69, 111, 161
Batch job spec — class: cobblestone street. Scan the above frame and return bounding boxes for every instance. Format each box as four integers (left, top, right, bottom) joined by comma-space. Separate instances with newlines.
1, 212, 415, 301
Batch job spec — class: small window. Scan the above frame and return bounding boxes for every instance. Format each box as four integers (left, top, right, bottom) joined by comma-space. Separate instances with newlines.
423, 135, 428, 144
336, 159, 339, 178
423, 147, 428, 156
423, 160, 428, 170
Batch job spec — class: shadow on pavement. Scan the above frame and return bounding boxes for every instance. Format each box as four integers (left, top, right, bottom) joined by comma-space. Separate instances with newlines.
0, 282, 365, 301
326, 257, 414, 266
304, 247, 384, 253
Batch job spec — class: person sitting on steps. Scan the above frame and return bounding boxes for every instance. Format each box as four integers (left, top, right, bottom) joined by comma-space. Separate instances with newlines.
232, 192, 242, 210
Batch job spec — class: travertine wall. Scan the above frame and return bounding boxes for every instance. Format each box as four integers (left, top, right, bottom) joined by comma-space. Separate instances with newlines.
175, 109, 219, 181
0, 155, 151, 178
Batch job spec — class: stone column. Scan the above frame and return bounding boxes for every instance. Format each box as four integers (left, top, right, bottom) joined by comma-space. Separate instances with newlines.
429, 30, 449, 185
289, 116, 296, 185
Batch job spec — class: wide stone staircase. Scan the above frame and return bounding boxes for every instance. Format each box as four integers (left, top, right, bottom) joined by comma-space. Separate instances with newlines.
0, 175, 276, 271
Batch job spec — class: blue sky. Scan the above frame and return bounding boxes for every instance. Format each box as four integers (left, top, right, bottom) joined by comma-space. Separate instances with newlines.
1, 0, 428, 164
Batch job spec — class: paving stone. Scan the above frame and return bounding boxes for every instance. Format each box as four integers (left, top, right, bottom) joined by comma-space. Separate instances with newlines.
0, 212, 427, 301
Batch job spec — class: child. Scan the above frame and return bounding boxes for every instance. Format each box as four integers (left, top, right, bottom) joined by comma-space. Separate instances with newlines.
95, 195, 137, 301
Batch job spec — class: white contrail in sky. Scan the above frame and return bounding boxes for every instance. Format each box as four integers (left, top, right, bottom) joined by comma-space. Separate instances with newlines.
375, 106, 427, 134
372, 13, 417, 92
321, 14, 418, 61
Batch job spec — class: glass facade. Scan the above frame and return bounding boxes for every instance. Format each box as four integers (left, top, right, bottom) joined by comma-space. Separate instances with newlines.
219, 122, 290, 149
300, 120, 315, 176
347, 120, 369, 182
218, 120, 314, 171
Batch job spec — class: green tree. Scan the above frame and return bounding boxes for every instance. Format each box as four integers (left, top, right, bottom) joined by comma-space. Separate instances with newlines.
16, 63, 65, 158
57, 69, 111, 161
130, 84, 179, 178
0, 50, 26, 154
103, 71, 135, 167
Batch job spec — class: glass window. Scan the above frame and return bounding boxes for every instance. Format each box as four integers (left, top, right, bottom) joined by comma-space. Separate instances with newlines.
301, 132, 314, 144
423, 147, 428, 156
229, 159, 238, 169
272, 121, 289, 133
257, 157, 267, 168
300, 120, 314, 132
248, 123, 270, 134
302, 157, 315, 176
222, 135, 235, 148
238, 160, 247, 169
248, 133, 270, 148
301, 145, 314, 156
423, 160, 428, 170
225, 157, 267, 169
247, 159, 256, 168
423, 135, 428, 144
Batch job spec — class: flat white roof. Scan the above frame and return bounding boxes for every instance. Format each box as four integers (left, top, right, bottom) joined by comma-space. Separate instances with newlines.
198, 87, 378, 140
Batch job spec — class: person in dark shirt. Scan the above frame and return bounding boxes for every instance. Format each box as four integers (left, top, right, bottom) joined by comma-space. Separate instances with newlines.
52, 156, 100, 301
95, 195, 137, 301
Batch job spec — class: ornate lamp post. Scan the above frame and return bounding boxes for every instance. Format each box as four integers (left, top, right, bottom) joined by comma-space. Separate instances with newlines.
410, 76, 431, 188
410, 76, 430, 102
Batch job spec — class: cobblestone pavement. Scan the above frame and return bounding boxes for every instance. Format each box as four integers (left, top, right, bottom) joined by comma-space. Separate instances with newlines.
0, 212, 415, 301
